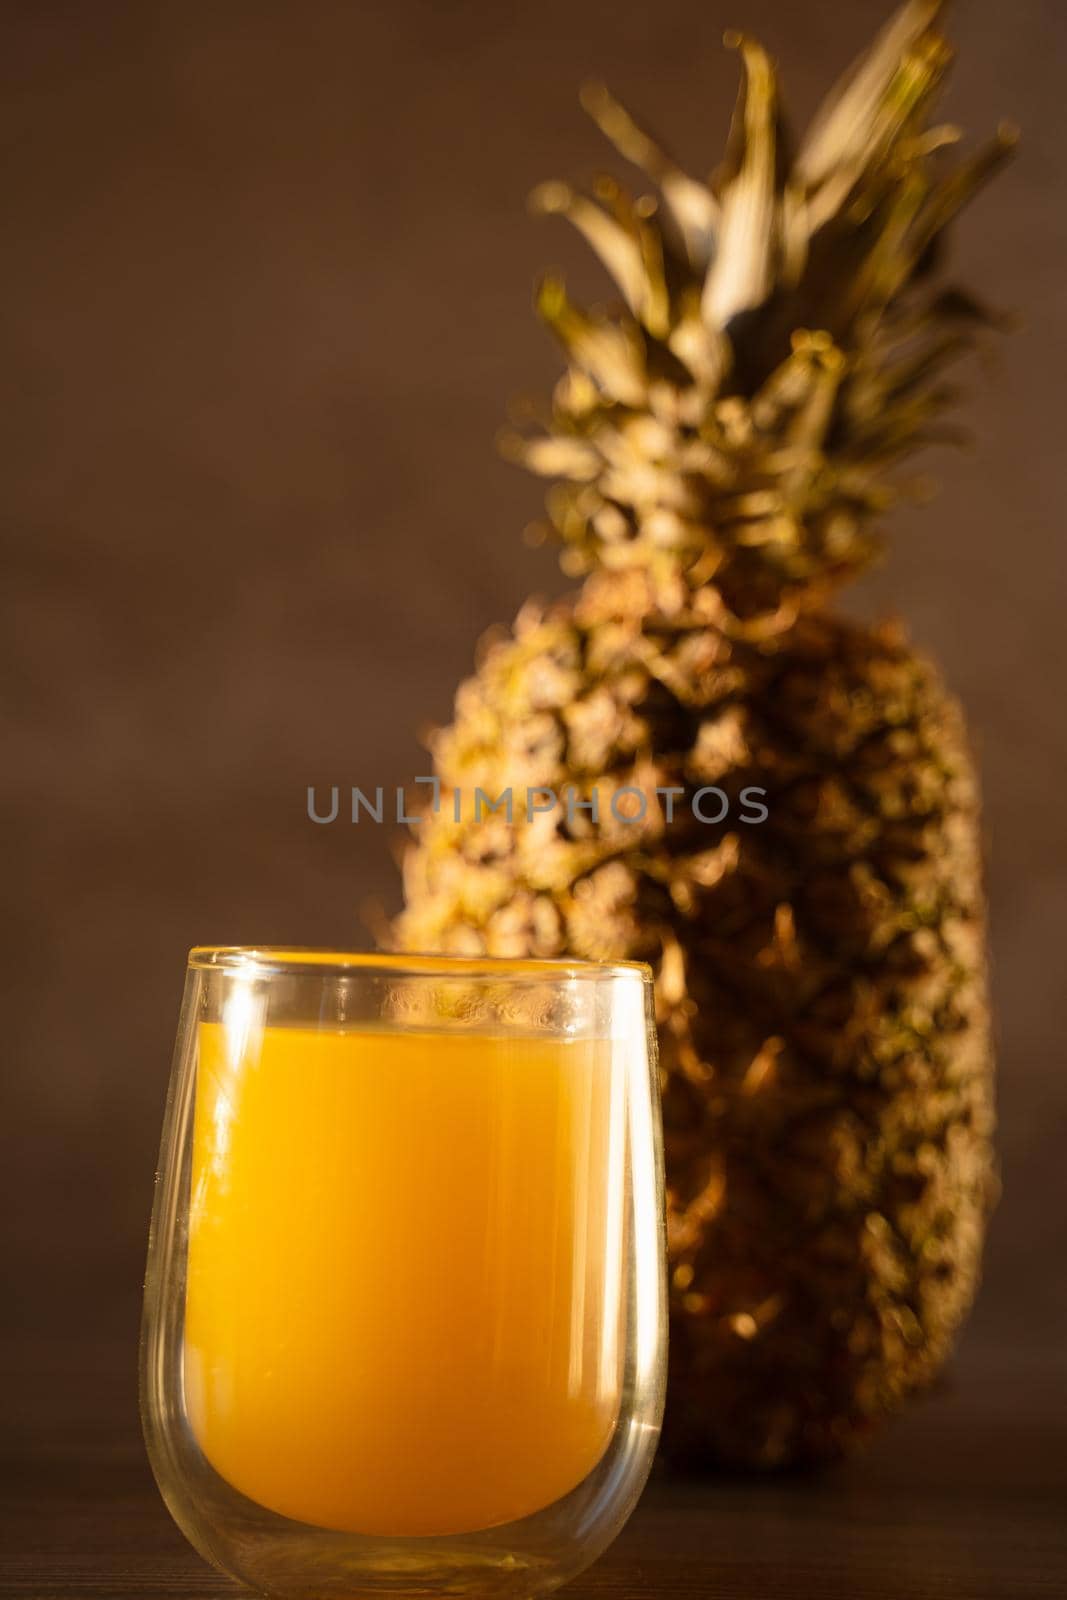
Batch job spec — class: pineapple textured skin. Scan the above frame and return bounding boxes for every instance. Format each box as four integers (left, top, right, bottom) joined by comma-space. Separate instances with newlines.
398, 577, 993, 1465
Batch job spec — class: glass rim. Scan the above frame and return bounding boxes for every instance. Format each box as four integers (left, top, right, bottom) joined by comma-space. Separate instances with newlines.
187, 946, 652, 983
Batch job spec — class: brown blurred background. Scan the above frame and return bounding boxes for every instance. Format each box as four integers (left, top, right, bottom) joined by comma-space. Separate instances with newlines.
2, 0, 1065, 1462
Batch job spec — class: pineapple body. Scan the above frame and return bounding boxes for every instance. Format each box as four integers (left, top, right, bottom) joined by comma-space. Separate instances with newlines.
398, 573, 993, 1465
396, 0, 1009, 1465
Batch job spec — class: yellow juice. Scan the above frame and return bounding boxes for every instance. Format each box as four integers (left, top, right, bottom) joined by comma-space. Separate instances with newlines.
184, 1020, 625, 1536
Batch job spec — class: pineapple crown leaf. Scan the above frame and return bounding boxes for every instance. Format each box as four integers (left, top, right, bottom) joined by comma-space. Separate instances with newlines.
509, 0, 1016, 619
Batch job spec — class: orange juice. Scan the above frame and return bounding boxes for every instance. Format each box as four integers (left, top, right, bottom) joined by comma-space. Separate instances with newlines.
184, 1021, 625, 1536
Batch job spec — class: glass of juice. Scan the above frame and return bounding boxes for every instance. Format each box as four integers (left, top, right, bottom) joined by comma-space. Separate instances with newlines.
141, 948, 666, 1598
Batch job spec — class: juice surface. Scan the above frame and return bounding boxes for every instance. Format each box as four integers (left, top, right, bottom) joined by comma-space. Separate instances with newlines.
185, 1020, 625, 1536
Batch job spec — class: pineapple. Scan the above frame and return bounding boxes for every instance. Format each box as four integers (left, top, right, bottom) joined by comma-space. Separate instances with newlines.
395, 0, 1013, 1467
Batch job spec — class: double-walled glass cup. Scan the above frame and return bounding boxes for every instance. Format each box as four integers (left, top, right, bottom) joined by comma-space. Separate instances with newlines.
141, 949, 667, 1598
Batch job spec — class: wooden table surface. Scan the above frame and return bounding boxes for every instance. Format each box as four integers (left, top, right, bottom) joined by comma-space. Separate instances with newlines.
2, 1336, 1064, 1600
